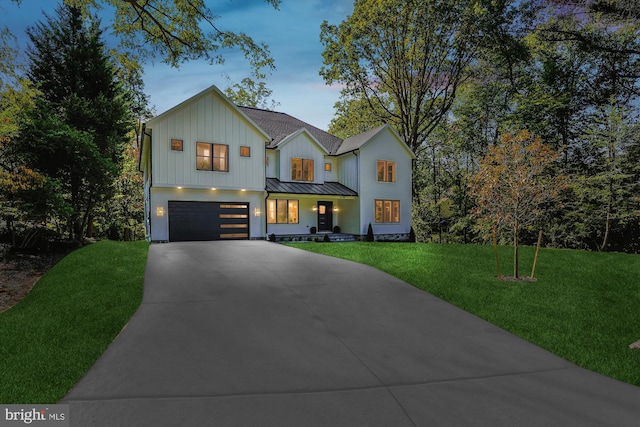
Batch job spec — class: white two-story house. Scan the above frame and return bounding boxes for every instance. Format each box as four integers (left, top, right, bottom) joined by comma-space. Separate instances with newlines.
139, 85, 415, 242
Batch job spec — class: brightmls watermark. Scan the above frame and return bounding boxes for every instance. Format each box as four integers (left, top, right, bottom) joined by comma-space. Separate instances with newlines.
1, 405, 69, 426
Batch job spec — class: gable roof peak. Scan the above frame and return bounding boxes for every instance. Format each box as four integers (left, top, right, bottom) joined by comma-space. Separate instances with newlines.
238, 106, 344, 153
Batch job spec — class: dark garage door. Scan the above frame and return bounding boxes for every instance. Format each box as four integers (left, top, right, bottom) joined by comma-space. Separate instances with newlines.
168, 201, 249, 242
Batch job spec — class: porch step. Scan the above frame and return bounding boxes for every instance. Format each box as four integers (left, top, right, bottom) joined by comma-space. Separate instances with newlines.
272, 233, 358, 243
328, 233, 357, 242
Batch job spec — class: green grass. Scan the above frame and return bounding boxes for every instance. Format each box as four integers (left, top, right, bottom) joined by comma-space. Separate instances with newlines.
0, 240, 149, 403
287, 242, 640, 387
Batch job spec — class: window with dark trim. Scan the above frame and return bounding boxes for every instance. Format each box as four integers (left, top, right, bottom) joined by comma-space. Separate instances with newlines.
377, 160, 396, 182
325, 162, 332, 172
171, 139, 183, 151
196, 142, 228, 171
240, 146, 251, 157
375, 199, 400, 223
291, 158, 314, 181
267, 199, 299, 224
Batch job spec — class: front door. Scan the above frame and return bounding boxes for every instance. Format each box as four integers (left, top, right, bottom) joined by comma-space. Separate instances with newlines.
317, 201, 333, 232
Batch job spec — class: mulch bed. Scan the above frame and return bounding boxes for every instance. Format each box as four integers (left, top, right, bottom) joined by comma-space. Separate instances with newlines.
0, 244, 69, 313
500, 276, 538, 282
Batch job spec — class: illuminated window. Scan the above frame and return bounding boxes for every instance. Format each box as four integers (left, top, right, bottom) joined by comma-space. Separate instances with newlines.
375, 200, 400, 223
325, 162, 332, 172
291, 158, 314, 181
171, 139, 183, 151
240, 146, 251, 157
197, 142, 228, 171
377, 160, 396, 182
265, 156, 269, 166
267, 199, 299, 224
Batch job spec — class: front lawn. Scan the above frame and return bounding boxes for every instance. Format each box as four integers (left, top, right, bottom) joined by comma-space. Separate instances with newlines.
287, 242, 640, 387
0, 240, 149, 403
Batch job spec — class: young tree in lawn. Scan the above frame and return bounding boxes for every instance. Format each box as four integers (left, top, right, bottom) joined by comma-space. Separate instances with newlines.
470, 130, 566, 279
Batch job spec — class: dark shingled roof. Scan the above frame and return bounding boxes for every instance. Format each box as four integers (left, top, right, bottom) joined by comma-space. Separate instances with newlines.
266, 178, 358, 196
239, 106, 344, 154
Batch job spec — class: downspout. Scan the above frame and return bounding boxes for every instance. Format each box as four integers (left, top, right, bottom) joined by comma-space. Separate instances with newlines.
353, 150, 359, 194
138, 122, 146, 173
265, 191, 270, 240
140, 122, 153, 242
353, 150, 362, 237
264, 142, 271, 241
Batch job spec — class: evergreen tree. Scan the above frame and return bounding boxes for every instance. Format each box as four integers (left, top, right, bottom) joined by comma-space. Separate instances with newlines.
16, 3, 132, 240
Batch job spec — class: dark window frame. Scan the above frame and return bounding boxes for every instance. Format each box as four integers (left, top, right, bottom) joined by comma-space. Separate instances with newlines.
196, 142, 229, 172
291, 157, 314, 181
267, 199, 299, 224
377, 160, 396, 182
374, 199, 400, 223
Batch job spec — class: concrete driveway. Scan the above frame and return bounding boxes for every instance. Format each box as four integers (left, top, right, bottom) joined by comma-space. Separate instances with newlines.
63, 241, 640, 426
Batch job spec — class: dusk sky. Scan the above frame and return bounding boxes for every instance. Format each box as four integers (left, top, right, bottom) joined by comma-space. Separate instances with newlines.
1, 0, 355, 130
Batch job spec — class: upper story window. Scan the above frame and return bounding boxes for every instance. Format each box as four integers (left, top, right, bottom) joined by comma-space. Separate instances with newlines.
291, 158, 314, 181
171, 139, 183, 151
324, 162, 332, 172
240, 146, 251, 157
377, 160, 396, 182
196, 142, 228, 172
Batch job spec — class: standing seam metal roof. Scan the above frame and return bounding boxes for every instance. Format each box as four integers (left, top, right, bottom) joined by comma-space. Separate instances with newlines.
266, 178, 358, 196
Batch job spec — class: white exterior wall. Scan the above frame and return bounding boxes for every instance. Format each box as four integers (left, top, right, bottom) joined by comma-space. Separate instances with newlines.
323, 156, 338, 182
149, 187, 265, 241
277, 133, 326, 184
358, 130, 413, 236
334, 198, 360, 235
266, 196, 320, 235
149, 91, 266, 191
337, 153, 359, 193
266, 149, 277, 179
265, 195, 359, 235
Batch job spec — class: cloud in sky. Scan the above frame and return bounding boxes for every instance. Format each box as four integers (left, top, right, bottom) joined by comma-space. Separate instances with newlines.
3, 0, 354, 130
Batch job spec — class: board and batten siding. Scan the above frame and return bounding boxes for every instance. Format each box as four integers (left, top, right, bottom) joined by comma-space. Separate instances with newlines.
277, 132, 327, 184
150, 91, 266, 191
266, 149, 277, 179
358, 128, 413, 235
337, 153, 359, 193
323, 157, 338, 182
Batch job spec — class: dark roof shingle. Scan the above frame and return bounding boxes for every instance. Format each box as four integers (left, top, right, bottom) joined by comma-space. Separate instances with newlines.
239, 106, 344, 154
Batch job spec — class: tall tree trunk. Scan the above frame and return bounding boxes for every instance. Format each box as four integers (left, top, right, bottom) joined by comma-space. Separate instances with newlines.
601, 209, 611, 252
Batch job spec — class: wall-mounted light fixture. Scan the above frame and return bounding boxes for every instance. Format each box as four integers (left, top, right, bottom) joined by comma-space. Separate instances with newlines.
312, 206, 318, 211
241, 189, 246, 192
156, 206, 165, 217
211, 187, 217, 191
333, 206, 339, 212
254, 207, 261, 217
177, 186, 183, 189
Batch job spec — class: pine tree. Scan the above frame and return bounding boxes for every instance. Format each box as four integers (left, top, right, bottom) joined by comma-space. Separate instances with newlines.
17, 3, 132, 240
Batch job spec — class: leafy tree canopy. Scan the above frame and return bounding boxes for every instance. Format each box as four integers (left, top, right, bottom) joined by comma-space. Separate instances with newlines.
15, 3, 134, 239
224, 76, 280, 111
11, 0, 280, 74
320, 0, 516, 154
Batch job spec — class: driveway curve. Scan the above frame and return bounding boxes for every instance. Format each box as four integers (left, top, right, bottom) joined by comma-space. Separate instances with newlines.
63, 241, 640, 426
